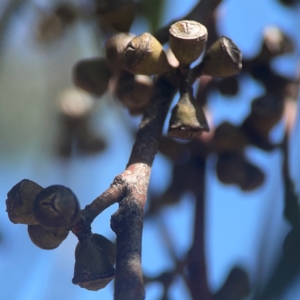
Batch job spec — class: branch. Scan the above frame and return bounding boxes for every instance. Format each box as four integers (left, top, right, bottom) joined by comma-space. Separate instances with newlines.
72, 75, 177, 299
112, 75, 177, 300
186, 158, 211, 300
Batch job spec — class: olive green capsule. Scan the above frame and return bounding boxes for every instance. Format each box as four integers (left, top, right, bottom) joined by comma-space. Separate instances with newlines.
168, 90, 209, 140
6, 179, 43, 225
72, 235, 115, 291
33, 185, 80, 228
124, 33, 172, 75
201, 36, 242, 77
169, 20, 207, 66
28, 224, 69, 250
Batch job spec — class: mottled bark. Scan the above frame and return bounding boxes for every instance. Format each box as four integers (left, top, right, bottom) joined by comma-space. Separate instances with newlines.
72, 75, 177, 299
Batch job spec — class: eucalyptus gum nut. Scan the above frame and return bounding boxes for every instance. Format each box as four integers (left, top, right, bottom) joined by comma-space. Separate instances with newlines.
213, 122, 248, 153
34, 185, 80, 228
245, 93, 284, 138
6, 179, 43, 225
169, 20, 207, 65
72, 237, 115, 291
124, 33, 172, 75
28, 225, 69, 250
168, 91, 209, 140
115, 72, 153, 115
262, 26, 294, 58
54, 3, 77, 25
36, 12, 64, 43
201, 36, 242, 78
73, 58, 112, 97
216, 153, 265, 191
57, 88, 94, 119
105, 33, 135, 73
92, 234, 116, 265
98, 2, 136, 32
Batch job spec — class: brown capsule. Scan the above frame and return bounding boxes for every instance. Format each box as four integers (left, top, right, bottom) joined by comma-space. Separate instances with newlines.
76, 126, 106, 155
36, 12, 64, 43
92, 234, 116, 265
124, 33, 172, 75
28, 225, 69, 250
96, 0, 136, 32
168, 90, 209, 140
216, 152, 265, 191
57, 88, 94, 119
213, 122, 249, 153
36, 4, 77, 43
115, 72, 153, 115
261, 26, 294, 58
33, 185, 80, 228
105, 33, 135, 73
201, 36, 242, 78
73, 58, 112, 97
6, 179, 43, 225
169, 20, 207, 65
55, 3, 77, 25
72, 235, 115, 291
243, 93, 284, 139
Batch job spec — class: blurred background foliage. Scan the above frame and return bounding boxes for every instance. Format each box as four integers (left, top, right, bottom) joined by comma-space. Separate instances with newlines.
0, 0, 300, 299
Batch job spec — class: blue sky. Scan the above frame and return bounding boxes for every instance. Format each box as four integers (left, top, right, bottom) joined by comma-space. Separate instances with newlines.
0, 0, 299, 299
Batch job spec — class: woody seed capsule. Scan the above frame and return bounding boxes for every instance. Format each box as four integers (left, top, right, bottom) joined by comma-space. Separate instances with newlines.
124, 33, 172, 75
169, 20, 207, 65
201, 36, 242, 77
6, 179, 43, 225
105, 33, 135, 73
72, 234, 115, 291
28, 224, 69, 250
168, 90, 209, 140
33, 185, 80, 228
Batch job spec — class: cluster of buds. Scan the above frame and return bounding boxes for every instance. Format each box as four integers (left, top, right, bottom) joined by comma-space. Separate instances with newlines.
5, 179, 116, 291
166, 21, 241, 140
6, 180, 80, 249
73, 19, 242, 135
73, 32, 154, 115
35, 0, 137, 44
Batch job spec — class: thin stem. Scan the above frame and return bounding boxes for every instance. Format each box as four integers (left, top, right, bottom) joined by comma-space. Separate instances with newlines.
186, 158, 211, 300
